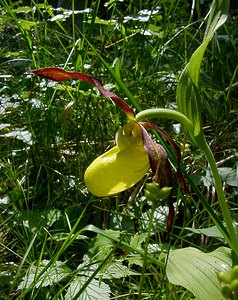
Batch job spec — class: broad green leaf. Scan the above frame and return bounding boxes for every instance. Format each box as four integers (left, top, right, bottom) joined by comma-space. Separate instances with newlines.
130, 232, 147, 250
185, 226, 224, 240
204, 0, 230, 42
202, 167, 238, 187
128, 233, 148, 267
83, 225, 164, 268
218, 167, 238, 187
176, 0, 229, 146
18, 260, 71, 289
100, 262, 138, 279
14, 209, 61, 233
89, 229, 121, 261
166, 247, 232, 300
65, 277, 111, 300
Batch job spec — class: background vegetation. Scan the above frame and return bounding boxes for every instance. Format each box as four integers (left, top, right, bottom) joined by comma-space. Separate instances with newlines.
0, 0, 238, 299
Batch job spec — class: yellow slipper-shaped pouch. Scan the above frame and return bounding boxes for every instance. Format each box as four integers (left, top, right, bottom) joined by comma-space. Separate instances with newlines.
84, 121, 150, 196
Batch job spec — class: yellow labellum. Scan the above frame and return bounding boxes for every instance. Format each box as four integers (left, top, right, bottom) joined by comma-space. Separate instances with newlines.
84, 121, 150, 197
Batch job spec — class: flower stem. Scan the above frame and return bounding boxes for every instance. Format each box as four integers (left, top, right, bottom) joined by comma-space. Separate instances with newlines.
135, 108, 194, 134
201, 141, 238, 256
138, 205, 156, 300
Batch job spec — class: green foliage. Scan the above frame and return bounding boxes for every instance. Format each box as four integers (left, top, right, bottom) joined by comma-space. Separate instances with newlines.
18, 260, 71, 289
176, 0, 238, 256
0, 0, 238, 299
176, 0, 229, 145
166, 247, 232, 300
218, 265, 238, 299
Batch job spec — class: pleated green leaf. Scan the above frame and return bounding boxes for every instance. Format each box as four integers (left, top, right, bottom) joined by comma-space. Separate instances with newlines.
166, 247, 232, 300
176, 0, 229, 146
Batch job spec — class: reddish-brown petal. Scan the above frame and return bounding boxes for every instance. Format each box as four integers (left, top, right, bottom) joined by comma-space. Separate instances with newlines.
140, 125, 174, 233
141, 121, 189, 195
141, 121, 181, 161
32, 67, 135, 118
141, 126, 173, 188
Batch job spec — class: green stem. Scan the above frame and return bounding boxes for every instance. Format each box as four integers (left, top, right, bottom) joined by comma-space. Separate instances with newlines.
135, 108, 238, 257
138, 206, 156, 300
202, 141, 238, 255
135, 108, 194, 134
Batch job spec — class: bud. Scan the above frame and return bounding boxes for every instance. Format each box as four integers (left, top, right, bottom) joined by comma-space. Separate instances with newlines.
230, 279, 238, 292
231, 265, 238, 280
158, 186, 172, 200
145, 183, 172, 203
144, 183, 160, 202
217, 271, 232, 284
146, 183, 160, 196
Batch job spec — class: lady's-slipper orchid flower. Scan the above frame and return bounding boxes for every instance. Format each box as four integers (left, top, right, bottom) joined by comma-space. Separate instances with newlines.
32, 67, 188, 231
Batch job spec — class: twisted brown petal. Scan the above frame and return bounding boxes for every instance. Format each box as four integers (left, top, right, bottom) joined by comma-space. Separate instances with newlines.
32, 67, 135, 118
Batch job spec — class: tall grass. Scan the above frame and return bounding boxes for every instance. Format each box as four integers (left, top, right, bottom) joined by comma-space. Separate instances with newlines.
0, 0, 238, 299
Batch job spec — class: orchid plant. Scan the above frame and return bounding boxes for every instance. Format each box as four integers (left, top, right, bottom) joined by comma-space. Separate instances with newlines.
32, 67, 186, 233
32, 0, 238, 298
